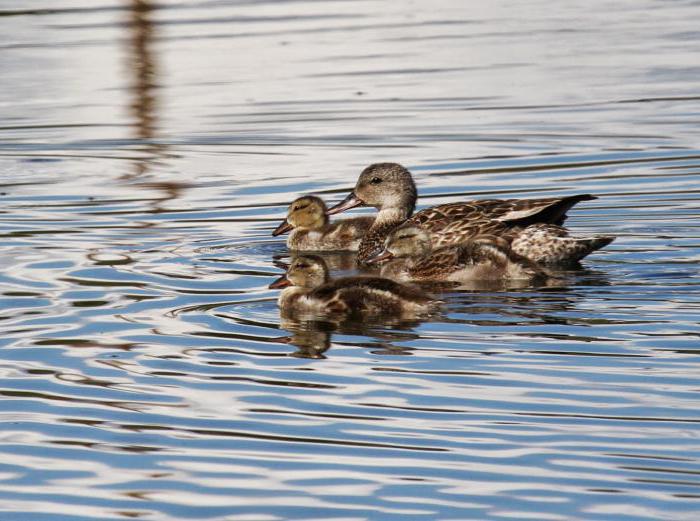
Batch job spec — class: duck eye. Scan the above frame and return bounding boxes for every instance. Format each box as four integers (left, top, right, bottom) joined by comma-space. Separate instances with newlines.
370, 177, 383, 185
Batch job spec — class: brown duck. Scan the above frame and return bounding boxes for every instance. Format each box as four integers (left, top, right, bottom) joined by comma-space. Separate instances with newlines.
326, 162, 614, 265
269, 255, 441, 318
367, 225, 549, 283
272, 195, 374, 251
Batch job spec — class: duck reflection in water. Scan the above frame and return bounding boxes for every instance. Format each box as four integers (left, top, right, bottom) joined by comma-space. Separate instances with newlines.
275, 319, 332, 359
276, 317, 424, 359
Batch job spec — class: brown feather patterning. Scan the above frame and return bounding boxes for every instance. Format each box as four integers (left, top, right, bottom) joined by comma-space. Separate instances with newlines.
404, 195, 597, 251
308, 276, 440, 317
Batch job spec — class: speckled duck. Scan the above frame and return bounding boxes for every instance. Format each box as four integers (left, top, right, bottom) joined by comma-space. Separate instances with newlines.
326, 162, 615, 265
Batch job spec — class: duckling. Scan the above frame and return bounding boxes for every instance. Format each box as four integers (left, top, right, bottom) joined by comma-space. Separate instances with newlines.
326, 162, 614, 265
367, 225, 548, 283
272, 195, 374, 251
269, 255, 441, 318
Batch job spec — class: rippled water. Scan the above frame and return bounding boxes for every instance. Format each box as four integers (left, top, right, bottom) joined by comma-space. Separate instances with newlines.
2, 1, 700, 519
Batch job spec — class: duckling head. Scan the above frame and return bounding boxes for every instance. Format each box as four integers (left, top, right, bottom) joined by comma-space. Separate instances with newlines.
366, 225, 432, 264
269, 255, 329, 289
326, 163, 417, 216
273, 196, 329, 236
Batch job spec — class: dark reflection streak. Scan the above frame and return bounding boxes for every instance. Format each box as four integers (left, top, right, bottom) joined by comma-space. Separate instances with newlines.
185, 347, 288, 358
49, 440, 162, 453
146, 371, 337, 389
174, 427, 447, 452
124, 0, 159, 178
621, 466, 700, 476
212, 313, 281, 330
606, 453, 696, 463
59, 13, 366, 30
528, 350, 650, 358
107, 424, 444, 451
516, 412, 700, 423
588, 488, 623, 494
189, 331, 289, 343
429, 154, 700, 177
0, 6, 135, 17
0, 390, 181, 411
0, 152, 149, 161
123, 0, 185, 210
168, 303, 268, 316
630, 478, 700, 487
372, 368, 492, 376
247, 407, 385, 422
362, 402, 466, 413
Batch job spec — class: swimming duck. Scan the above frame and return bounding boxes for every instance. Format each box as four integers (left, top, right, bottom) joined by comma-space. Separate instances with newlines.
367, 225, 548, 283
272, 195, 374, 251
269, 255, 441, 318
326, 162, 614, 265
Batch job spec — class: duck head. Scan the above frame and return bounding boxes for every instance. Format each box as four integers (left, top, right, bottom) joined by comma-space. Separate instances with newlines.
326, 163, 417, 217
272, 195, 329, 236
269, 255, 330, 289
366, 225, 432, 264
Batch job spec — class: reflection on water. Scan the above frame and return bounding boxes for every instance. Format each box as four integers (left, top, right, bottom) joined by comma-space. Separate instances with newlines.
2, 0, 700, 520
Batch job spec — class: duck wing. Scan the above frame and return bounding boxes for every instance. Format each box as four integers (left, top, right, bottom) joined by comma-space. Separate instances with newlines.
406, 204, 511, 248
493, 194, 597, 226
310, 276, 437, 313
510, 223, 615, 265
405, 195, 597, 248
408, 246, 468, 280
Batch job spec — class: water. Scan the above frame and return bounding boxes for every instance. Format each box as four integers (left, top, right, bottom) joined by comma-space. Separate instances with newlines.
2, 1, 700, 519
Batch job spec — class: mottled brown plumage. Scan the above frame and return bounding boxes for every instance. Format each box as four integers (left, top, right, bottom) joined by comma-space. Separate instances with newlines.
511, 223, 615, 265
369, 226, 548, 283
272, 195, 374, 251
268, 255, 441, 319
326, 163, 614, 265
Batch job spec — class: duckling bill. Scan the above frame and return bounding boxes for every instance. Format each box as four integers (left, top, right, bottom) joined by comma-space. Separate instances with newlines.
269, 255, 441, 319
272, 195, 373, 251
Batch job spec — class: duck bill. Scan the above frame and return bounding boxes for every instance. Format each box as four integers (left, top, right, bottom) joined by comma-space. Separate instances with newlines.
326, 191, 365, 215
269, 275, 292, 289
272, 219, 293, 236
365, 249, 394, 264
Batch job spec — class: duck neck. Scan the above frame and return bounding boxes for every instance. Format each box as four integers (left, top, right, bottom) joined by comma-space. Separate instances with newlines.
358, 219, 403, 263
358, 196, 416, 264
279, 287, 308, 307
374, 207, 410, 227
378, 185, 416, 221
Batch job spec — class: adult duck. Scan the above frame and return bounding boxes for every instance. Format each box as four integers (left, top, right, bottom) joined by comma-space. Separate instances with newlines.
367, 225, 549, 283
326, 162, 614, 265
272, 195, 374, 251
269, 255, 441, 318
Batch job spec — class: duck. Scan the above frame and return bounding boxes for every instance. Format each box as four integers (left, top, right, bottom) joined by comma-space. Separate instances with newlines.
367, 225, 549, 283
272, 195, 374, 251
326, 162, 615, 265
268, 255, 441, 318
